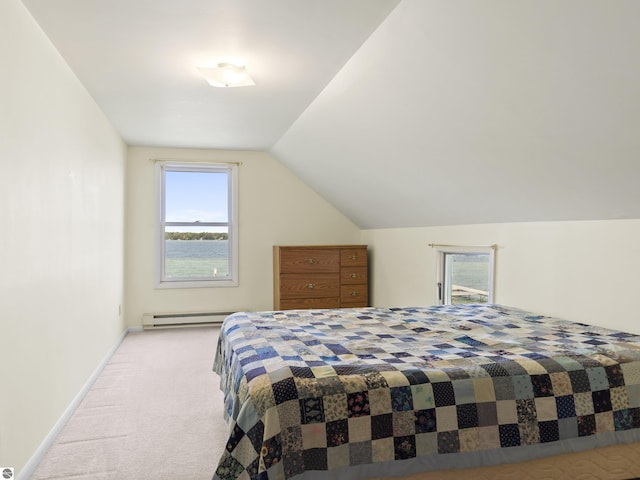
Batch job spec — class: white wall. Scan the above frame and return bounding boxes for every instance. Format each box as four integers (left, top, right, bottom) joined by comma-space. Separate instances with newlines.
0, 0, 126, 474
362, 219, 640, 334
125, 147, 361, 325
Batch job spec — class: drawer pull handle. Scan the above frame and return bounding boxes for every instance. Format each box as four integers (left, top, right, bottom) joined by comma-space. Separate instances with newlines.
350, 291, 358, 297
306, 283, 316, 289
305, 258, 315, 264
349, 255, 357, 260
350, 273, 358, 278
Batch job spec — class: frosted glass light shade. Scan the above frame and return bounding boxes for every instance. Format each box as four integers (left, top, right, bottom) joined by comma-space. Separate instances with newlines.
197, 63, 255, 88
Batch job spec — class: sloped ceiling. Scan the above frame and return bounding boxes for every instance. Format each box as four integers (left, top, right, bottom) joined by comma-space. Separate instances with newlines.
22, 0, 640, 229
273, 0, 640, 228
21, 0, 400, 150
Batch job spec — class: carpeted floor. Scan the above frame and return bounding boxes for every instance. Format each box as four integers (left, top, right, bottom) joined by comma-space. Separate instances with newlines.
33, 327, 640, 480
31, 327, 228, 480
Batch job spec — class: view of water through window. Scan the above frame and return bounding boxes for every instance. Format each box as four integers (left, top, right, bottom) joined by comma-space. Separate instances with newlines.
446, 253, 490, 304
164, 238, 229, 278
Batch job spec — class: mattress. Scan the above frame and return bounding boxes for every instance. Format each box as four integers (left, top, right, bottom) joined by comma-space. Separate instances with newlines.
212, 305, 640, 480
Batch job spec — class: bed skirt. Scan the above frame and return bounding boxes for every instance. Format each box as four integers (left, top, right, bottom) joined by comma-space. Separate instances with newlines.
374, 440, 640, 479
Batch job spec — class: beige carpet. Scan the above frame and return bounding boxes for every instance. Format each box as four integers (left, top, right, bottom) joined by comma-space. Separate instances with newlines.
30, 326, 640, 480
31, 327, 228, 480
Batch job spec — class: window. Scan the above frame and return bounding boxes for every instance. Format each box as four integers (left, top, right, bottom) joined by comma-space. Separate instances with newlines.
434, 245, 495, 305
157, 162, 238, 288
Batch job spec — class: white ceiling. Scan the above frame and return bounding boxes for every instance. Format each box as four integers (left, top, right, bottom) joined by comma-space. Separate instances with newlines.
22, 0, 640, 229
21, 0, 400, 149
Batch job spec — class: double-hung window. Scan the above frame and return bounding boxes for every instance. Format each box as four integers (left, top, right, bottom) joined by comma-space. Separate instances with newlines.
157, 162, 238, 288
434, 245, 495, 305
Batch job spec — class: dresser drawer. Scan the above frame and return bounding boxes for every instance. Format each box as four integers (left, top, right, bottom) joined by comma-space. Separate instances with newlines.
340, 248, 367, 267
340, 266, 368, 285
340, 284, 368, 306
279, 297, 340, 310
279, 248, 340, 273
279, 273, 340, 299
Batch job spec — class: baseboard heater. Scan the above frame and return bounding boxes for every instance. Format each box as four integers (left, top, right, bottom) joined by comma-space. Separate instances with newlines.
142, 311, 236, 329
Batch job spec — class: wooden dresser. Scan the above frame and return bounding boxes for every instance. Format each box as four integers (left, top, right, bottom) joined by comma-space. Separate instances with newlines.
273, 245, 368, 310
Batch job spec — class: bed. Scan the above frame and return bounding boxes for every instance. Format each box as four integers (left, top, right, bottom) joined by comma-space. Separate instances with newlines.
212, 304, 640, 480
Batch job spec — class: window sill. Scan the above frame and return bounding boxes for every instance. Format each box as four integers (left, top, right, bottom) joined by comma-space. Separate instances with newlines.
156, 279, 238, 289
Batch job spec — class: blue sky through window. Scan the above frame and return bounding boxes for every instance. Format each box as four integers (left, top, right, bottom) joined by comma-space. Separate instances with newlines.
165, 171, 228, 232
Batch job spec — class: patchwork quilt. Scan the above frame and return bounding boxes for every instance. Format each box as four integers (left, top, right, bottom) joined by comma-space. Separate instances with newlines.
212, 305, 640, 480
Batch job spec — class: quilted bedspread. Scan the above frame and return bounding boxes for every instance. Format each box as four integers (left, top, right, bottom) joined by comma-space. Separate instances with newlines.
212, 305, 640, 480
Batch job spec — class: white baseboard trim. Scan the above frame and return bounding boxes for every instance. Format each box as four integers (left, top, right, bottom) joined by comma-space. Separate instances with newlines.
18, 326, 139, 480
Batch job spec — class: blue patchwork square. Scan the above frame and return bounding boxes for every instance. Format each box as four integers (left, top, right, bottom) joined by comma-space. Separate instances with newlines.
256, 346, 279, 359
302, 448, 327, 470
577, 414, 596, 436
457, 403, 479, 429
246, 421, 265, 452
415, 409, 437, 433
300, 397, 325, 424
432, 382, 456, 407
481, 363, 510, 377
437, 431, 460, 454
592, 390, 612, 413
556, 395, 576, 419
262, 434, 283, 470
390, 386, 413, 412
455, 335, 486, 347
605, 364, 626, 388
235, 344, 254, 355
569, 370, 591, 393
348, 391, 370, 417
614, 409, 635, 431
282, 450, 304, 479
320, 355, 339, 363
633, 408, 640, 428
371, 413, 393, 440
395, 436, 417, 459
240, 354, 261, 367
281, 355, 303, 362
272, 377, 298, 405
246, 366, 267, 382
326, 419, 349, 447
499, 424, 520, 447
531, 374, 554, 397
402, 368, 430, 385
539, 420, 560, 443
290, 366, 314, 378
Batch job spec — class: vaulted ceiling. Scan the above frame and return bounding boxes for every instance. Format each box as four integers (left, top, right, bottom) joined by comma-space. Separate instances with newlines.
22, 0, 640, 229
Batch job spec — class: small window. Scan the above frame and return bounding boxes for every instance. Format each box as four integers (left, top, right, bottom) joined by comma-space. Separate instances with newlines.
157, 162, 238, 288
434, 245, 495, 305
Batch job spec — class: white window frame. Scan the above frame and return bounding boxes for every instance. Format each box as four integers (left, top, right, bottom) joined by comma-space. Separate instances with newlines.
156, 161, 238, 289
434, 245, 495, 305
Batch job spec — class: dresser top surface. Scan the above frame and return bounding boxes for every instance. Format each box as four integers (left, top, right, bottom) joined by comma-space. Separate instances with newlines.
274, 245, 367, 249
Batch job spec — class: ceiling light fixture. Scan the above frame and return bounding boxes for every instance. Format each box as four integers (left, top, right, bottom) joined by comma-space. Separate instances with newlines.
197, 62, 255, 88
